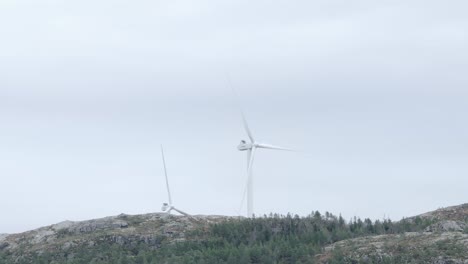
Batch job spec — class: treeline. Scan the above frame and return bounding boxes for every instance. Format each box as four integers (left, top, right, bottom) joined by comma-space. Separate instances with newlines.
150, 212, 433, 263
0, 212, 435, 264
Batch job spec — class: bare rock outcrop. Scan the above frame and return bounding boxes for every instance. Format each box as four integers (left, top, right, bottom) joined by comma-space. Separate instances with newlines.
426, 220, 467, 232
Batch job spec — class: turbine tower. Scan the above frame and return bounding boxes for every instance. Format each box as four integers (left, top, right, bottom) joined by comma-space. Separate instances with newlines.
160, 145, 190, 217
237, 112, 292, 218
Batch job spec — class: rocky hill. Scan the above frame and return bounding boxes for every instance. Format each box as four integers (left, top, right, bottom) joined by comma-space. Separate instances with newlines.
0, 205, 467, 263
321, 204, 468, 263
0, 213, 233, 263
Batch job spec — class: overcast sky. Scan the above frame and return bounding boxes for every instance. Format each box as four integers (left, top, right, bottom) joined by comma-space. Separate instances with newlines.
1, 0, 467, 234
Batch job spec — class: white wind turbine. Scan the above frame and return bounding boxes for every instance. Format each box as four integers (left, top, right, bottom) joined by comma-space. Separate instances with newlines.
237, 111, 293, 218
160, 145, 190, 217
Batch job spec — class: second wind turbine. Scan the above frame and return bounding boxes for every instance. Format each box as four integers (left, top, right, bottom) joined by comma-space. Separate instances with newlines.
237, 111, 293, 218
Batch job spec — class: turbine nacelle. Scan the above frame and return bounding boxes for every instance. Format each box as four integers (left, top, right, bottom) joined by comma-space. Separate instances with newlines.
238, 140, 292, 152
238, 140, 253, 151
161, 203, 170, 212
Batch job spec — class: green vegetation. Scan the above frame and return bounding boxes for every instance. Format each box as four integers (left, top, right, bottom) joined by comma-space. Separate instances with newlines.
0, 211, 444, 264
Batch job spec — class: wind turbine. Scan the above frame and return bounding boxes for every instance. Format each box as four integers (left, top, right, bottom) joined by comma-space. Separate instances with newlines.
160, 145, 190, 217
237, 111, 293, 218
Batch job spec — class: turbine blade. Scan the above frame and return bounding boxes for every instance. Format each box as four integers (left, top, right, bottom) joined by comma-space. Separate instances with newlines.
237, 148, 251, 215
241, 111, 255, 142
160, 145, 173, 205
256, 143, 295, 152
226, 77, 255, 142
247, 147, 256, 176
172, 207, 190, 217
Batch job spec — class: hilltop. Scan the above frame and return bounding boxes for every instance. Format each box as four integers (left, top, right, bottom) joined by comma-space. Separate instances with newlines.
1, 204, 467, 263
